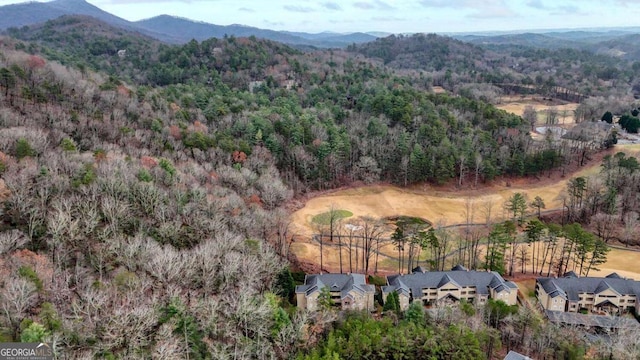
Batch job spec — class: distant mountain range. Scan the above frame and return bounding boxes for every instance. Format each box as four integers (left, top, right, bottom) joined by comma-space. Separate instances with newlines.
454, 31, 640, 60
0, 0, 380, 47
0, 0, 638, 54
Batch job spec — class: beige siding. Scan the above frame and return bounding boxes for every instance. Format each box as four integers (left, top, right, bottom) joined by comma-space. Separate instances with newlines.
548, 296, 566, 311
494, 289, 517, 306
398, 293, 410, 311
536, 283, 565, 311
307, 292, 320, 312
594, 288, 621, 307
344, 290, 374, 311
536, 283, 550, 310
296, 293, 307, 310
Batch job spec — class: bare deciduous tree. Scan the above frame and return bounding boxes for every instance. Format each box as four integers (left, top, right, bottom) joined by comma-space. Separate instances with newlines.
1, 276, 37, 335
0, 229, 28, 255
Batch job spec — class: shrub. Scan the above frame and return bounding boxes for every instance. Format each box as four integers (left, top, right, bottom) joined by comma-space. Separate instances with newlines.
60, 138, 77, 152
405, 301, 425, 324
39, 302, 62, 332
159, 158, 176, 177
72, 163, 97, 187
20, 322, 50, 343
18, 265, 43, 292
383, 291, 400, 313
274, 268, 295, 301
137, 169, 153, 182
15, 138, 35, 159
367, 275, 386, 286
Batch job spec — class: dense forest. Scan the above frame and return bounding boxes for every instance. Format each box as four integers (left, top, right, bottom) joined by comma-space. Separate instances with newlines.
0, 14, 640, 359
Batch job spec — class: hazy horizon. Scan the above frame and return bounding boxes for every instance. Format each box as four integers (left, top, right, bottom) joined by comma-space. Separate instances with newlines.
0, 0, 639, 34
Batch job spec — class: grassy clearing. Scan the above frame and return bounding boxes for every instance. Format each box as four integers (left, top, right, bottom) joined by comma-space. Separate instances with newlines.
514, 279, 537, 298
495, 96, 579, 125
311, 209, 353, 225
389, 215, 432, 227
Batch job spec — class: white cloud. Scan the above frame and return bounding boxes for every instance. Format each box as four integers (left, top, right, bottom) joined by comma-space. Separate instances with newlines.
283, 5, 315, 12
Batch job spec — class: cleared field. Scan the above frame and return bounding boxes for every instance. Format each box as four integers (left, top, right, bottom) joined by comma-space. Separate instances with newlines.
496, 96, 579, 125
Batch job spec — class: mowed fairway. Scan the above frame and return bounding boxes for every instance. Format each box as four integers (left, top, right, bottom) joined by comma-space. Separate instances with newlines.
291, 165, 600, 238
590, 247, 640, 280
290, 145, 640, 278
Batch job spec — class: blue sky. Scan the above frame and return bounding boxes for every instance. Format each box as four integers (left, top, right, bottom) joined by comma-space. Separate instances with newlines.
3, 0, 640, 33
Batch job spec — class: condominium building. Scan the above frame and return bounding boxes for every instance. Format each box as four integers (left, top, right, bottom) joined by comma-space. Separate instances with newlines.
382, 265, 519, 310
295, 273, 375, 311
536, 272, 640, 315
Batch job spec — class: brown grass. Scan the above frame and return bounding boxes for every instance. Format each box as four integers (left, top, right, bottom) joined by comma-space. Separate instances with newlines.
589, 247, 640, 280
291, 162, 601, 239
290, 144, 640, 278
496, 95, 579, 125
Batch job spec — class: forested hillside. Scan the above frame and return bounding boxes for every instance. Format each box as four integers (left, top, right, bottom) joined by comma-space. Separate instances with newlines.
0, 47, 299, 358
0, 15, 639, 359
4, 19, 603, 192
351, 33, 638, 100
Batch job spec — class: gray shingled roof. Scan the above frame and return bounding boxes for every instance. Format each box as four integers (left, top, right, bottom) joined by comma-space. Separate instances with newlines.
537, 274, 640, 301
438, 274, 460, 288
412, 266, 428, 274
383, 269, 517, 299
504, 350, 533, 360
594, 280, 620, 295
563, 270, 579, 278
546, 310, 640, 329
295, 273, 375, 300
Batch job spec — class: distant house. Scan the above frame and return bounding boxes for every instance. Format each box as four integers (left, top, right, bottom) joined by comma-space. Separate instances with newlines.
536, 272, 640, 315
382, 266, 519, 310
504, 350, 533, 360
295, 273, 375, 312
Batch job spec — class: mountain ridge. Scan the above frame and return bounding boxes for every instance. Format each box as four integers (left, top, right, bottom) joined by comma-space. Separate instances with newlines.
1, 0, 639, 51
0, 0, 379, 47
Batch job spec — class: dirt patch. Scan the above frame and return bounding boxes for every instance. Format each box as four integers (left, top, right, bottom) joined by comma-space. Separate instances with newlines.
432, 86, 447, 94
